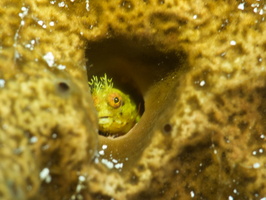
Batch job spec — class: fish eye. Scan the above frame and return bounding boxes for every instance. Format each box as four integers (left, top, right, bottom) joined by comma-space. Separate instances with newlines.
114, 97, 120, 103
107, 93, 122, 108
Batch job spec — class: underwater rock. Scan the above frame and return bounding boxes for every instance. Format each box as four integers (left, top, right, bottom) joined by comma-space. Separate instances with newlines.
1, 0, 266, 199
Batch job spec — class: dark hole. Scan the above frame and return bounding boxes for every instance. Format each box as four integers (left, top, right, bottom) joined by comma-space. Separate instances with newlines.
58, 82, 70, 92
163, 124, 172, 133
85, 37, 186, 138
85, 38, 185, 115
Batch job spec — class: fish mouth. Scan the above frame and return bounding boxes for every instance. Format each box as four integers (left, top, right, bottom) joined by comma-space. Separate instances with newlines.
99, 116, 111, 125
99, 116, 109, 119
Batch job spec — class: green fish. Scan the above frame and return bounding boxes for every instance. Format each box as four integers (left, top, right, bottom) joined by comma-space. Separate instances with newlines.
89, 74, 140, 137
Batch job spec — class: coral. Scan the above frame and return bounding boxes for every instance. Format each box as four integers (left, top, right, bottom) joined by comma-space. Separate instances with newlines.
1, 0, 266, 199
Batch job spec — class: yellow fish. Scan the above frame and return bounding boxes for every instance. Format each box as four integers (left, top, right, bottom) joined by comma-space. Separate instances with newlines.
89, 74, 139, 137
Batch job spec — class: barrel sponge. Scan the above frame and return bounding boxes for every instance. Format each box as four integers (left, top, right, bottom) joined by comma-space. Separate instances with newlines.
0, 0, 266, 199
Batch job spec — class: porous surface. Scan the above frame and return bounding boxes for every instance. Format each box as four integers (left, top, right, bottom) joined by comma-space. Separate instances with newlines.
1, 0, 266, 200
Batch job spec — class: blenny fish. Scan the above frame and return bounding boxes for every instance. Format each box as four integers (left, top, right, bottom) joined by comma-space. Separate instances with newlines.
89, 74, 140, 137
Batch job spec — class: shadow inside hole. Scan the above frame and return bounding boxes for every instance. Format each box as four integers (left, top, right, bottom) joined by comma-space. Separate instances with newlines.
58, 82, 70, 92
163, 124, 172, 134
86, 38, 186, 118
85, 37, 187, 170
86, 38, 186, 93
